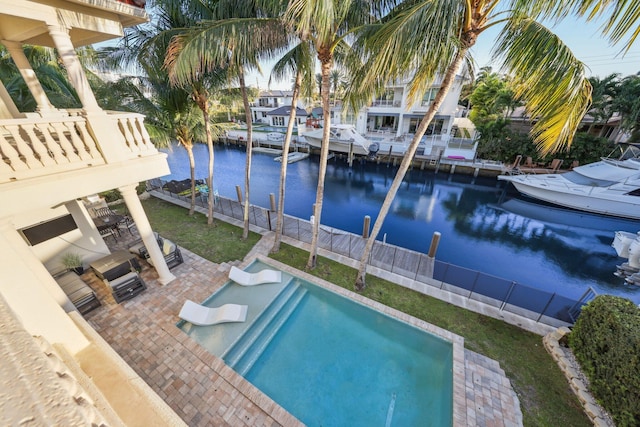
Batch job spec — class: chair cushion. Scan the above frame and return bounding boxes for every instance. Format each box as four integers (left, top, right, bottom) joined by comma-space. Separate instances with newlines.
163, 239, 176, 255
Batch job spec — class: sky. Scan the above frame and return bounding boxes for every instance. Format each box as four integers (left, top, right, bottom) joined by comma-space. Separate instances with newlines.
248, 15, 640, 91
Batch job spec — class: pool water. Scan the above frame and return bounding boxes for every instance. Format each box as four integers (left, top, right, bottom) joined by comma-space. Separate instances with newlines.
179, 263, 453, 426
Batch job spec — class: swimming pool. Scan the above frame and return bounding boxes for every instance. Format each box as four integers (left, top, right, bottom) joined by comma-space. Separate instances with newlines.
179, 259, 457, 426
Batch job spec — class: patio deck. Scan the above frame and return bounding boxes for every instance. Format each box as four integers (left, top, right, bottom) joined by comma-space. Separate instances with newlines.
82, 224, 522, 426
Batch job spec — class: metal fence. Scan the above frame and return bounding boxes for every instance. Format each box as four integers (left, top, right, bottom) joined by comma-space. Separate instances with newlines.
148, 178, 593, 326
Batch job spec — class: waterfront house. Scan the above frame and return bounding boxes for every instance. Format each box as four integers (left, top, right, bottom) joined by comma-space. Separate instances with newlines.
265, 105, 308, 128
0, 0, 182, 423
250, 89, 306, 124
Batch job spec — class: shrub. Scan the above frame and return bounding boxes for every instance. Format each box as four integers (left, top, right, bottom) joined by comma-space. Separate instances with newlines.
100, 183, 145, 203
100, 189, 121, 203
569, 295, 640, 426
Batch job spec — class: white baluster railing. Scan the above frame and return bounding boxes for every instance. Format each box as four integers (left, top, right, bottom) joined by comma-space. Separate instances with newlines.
0, 116, 105, 182
0, 112, 158, 183
110, 112, 157, 155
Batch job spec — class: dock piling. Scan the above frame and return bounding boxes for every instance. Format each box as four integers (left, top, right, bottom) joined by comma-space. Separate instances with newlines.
428, 231, 441, 258
269, 193, 276, 211
362, 215, 371, 238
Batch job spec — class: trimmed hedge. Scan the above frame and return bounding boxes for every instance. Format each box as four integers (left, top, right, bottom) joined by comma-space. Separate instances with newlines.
569, 295, 640, 426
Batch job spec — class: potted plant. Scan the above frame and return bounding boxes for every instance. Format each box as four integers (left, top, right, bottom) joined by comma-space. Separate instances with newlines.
61, 252, 84, 275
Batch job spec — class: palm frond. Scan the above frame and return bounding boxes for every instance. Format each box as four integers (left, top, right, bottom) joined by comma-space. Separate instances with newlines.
512, 0, 640, 51
165, 18, 288, 87
496, 16, 592, 154
269, 41, 316, 88
345, 0, 463, 111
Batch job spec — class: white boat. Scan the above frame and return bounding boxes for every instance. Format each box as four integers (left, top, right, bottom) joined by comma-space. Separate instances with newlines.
266, 132, 285, 142
303, 124, 379, 156
274, 152, 310, 163
498, 144, 640, 220
253, 147, 282, 155
611, 230, 640, 284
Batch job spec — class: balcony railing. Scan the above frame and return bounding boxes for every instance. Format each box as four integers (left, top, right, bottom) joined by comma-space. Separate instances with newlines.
0, 112, 157, 183
371, 100, 401, 108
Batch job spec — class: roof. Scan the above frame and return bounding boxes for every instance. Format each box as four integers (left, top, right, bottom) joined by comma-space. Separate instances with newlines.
266, 106, 307, 116
310, 107, 323, 118
259, 90, 294, 98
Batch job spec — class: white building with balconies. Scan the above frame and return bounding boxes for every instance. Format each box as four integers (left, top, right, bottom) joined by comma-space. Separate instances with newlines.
0, 0, 184, 424
353, 74, 470, 140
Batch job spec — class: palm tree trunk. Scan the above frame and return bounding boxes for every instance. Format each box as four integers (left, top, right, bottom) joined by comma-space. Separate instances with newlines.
186, 144, 196, 215
193, 88, 215, 226
272, 70, 303, 253
307, 57, 332, 270
355, 48, 468, 290
240, 68, 253, 239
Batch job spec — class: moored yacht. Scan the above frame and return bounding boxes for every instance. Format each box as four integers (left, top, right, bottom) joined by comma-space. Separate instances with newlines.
498, 144, 640, 220
302, 124, 380, 156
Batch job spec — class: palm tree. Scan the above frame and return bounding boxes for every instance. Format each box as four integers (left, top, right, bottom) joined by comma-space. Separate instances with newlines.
330, 68, 344, 106
284, 0, 385, 270
116, 78, 207, 212
587, 73, 620, 135
348, 0, 592, 290
269, 41, 315, 253
165, 6, 288, 235
98, 0, 215, 216
612, 74, 640, 142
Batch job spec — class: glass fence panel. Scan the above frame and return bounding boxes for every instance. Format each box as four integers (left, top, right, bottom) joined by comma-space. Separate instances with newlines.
503, 284, 553, 320
438, 264, 478, 292
471, 274, 513, 308
540, 294, 579, 324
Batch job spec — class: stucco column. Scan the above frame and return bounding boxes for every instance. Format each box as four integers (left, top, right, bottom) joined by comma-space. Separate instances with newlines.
47, 25, 101, 113
0, 219, 89, 354
0, 79, 22, 119
1, 40, 56, 113
47, 25, 130, 162
119, 185, 176, 285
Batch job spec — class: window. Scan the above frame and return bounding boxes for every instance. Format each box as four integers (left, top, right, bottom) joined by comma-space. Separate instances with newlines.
20, 214, 78, 246
373, 89, 395, 106
273, 117, 284, 126
422, 87, 439, 106
409, 118, 444, 134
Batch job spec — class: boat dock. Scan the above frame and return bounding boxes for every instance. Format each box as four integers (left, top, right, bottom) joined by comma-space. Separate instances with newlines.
222, 134, 505, 178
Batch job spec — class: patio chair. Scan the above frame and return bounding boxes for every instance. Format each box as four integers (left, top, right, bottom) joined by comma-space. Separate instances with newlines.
548, 158, 564, 173
99, 227, 117, 242
145, 237, 184, 269
178, 300, 248, 326
503, 154, 522, 175
228, 266, 281, 286
117, 216, 137, 235
93, 207, 116, 218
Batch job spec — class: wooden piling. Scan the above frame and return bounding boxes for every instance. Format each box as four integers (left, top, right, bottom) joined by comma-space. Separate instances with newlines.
362, 215, 371, 238
269, 193, 276, 211
348, 142, 354, 167
235, 185, 242, 203
428, 231, 441, 258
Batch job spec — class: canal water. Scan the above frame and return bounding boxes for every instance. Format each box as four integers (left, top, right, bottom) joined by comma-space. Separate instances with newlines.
162, 143, 640, 304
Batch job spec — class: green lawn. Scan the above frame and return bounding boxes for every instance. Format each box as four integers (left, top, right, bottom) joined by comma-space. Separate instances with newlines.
140, 197, 590, 427
132, 198, 261, 263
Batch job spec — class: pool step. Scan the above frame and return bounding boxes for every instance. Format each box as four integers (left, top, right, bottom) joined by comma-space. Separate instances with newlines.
233, 286, 308, 377
223, 281, 301, 366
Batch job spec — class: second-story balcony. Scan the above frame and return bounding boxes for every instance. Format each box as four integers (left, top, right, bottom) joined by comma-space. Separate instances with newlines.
371, 100, 402, 108
0, 111, 158, 185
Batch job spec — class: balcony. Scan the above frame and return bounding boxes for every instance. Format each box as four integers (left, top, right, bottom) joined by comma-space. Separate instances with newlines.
371, 100, 401, 108
0, 111, 158, 184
